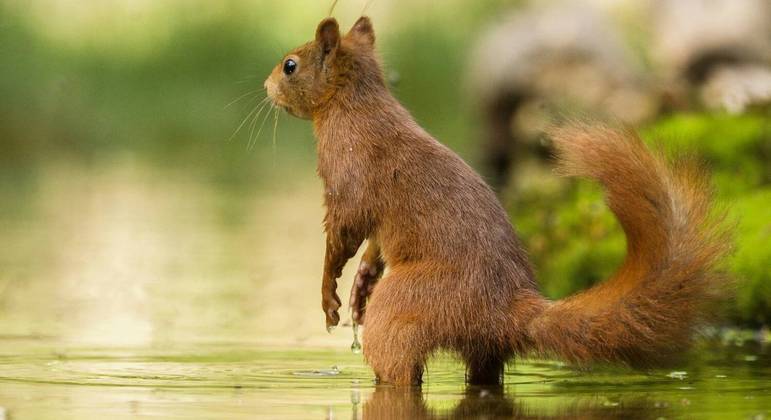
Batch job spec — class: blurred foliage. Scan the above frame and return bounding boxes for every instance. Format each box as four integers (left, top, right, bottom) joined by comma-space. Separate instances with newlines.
0, 1, 768, 327
0, 0, 507, 177
506, 112, 771, 327
0, 1, 310, 185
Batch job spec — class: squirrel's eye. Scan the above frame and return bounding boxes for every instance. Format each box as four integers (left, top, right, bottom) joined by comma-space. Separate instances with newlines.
283, 59, 297, 75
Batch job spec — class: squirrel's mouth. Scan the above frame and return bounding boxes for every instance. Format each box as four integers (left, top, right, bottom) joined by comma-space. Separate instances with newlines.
267, 97, 296, 118
268, 97, 291, 114
265, 90, 291, 114
268, 96, 299, 118
263, 79, 306, 119
281, 103, 302, 119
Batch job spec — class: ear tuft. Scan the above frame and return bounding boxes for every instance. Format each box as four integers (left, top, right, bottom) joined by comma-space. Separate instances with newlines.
316, 17, 340, 55
348, 16, 375, 46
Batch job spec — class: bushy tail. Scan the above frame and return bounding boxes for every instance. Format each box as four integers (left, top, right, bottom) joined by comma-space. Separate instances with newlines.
526, 123, 732, 368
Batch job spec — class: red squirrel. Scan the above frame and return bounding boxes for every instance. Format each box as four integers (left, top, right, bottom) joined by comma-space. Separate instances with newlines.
263, 16, 730, 385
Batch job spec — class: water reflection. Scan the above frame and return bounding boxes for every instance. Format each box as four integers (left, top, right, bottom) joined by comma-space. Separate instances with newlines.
360, 385, 660, 420
0, 159, 356, 348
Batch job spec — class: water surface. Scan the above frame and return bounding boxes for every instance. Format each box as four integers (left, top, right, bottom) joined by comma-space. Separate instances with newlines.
0, 161, 768, 419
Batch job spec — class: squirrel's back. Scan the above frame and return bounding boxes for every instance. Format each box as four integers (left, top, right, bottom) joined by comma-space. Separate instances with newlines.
356, 104, 537, 290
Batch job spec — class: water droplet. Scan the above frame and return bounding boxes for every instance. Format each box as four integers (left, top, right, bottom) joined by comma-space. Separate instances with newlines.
351, 323, 362, 354
667, 371, 688, 380
292, 365, 341, 377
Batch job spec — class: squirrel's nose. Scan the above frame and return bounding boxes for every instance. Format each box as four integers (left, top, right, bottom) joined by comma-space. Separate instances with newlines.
264, 78, 274, 97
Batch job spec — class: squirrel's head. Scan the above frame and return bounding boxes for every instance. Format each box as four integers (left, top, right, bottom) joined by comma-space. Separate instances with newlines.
264, 16, 381, 120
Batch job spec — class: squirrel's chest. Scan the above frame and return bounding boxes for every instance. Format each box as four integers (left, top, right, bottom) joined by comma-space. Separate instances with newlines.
317, 143, 369, 198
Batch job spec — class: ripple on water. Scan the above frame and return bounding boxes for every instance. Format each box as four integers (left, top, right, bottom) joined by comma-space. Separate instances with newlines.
0, 339, 768, 419
0, 345, 374, 390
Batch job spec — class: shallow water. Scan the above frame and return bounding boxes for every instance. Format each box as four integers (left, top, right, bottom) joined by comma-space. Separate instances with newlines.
0, 160, 769, 419
0, 338, 768, 419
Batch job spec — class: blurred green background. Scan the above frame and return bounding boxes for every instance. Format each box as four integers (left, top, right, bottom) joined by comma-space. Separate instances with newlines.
0, 0, 768, 337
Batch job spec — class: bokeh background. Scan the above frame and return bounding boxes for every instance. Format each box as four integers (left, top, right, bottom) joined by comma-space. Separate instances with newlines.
0, 0, 768, 353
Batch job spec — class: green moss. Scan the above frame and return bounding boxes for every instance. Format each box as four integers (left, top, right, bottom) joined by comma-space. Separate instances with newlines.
730, 189, 771, 325
642, 113, 771, 195
508, 112, 771, 326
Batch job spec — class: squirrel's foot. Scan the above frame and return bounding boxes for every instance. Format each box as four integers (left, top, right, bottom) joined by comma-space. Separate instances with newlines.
322, 290, 341, 329
349, 260, 383, 325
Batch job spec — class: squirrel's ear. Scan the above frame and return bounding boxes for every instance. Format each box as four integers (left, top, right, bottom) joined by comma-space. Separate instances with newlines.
348, 16, 375, 47
315, 17, 340, 56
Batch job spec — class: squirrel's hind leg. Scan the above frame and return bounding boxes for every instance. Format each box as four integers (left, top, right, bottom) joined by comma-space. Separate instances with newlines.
362, 273, 437, 386
362, 311, 433, 385
463, 352, 507, 385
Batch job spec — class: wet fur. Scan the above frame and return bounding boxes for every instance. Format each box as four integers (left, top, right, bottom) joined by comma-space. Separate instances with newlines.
264, 17, 731, 385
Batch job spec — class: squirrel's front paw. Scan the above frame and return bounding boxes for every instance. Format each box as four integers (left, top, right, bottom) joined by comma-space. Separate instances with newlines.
322, 293, 341, 329
349, 260, 383, 324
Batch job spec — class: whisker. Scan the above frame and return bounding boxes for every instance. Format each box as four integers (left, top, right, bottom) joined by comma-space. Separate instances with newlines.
270, 42, 283, 57
229, 103, 261, 143
225, 90, 261, 110
329, 0, 339, 16
247, 98, 273, 150
241, 93, 265, 111
236, 75, 261, 82
272, 106, 280, 160
228, 97, 269, 142
235, 78, 267, 85
247, 108, 260, 150
250, 102, 275, 151
246, 103, 268, 150
362, 0, 376, 14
